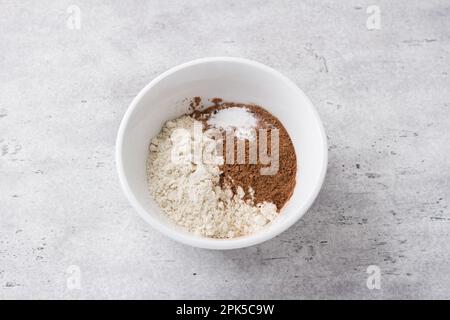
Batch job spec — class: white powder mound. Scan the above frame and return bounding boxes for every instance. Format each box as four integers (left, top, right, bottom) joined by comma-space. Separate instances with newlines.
146, 115, 277, 239
207, 107, 257, 140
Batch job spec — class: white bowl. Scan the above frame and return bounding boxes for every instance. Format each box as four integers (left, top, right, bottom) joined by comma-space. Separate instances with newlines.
116, 57, 327, 250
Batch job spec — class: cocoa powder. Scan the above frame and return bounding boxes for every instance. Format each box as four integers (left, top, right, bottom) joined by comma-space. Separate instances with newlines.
189, 96, 202, 109
193, 100, 297, 211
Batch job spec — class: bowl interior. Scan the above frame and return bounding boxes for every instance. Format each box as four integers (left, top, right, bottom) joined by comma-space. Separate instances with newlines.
117, 58, 327, 249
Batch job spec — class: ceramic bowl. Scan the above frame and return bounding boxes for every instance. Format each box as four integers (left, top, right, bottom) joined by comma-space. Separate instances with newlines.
116, 57, 327, 249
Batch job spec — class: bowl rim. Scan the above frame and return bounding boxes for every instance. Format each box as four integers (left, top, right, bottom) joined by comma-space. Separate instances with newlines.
116, 56, 328, 250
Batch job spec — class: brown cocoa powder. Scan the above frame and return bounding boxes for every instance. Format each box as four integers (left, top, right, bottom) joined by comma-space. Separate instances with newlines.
189, 96, 202, 109
193, 100, 297, 211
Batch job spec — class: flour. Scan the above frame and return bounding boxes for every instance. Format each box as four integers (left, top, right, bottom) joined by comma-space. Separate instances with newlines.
146, 115, 277, 238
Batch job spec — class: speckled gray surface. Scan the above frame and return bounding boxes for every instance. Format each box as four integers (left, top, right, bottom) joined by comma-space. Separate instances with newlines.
1, 0, 449, 299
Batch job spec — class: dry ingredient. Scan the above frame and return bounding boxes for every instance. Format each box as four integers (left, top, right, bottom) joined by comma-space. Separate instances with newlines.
195, 101, 297, 211
146, 115, 278, 239
146, 98, 297, 239
206, 107, 257, 140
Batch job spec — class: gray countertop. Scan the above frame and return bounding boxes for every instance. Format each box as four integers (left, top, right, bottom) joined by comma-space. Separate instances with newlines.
1, 0, 449, 299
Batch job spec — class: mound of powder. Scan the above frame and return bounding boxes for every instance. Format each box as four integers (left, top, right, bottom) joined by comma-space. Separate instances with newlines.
194, 102, 297, 211
206, 107, 257, 140
146, 115, 277, 239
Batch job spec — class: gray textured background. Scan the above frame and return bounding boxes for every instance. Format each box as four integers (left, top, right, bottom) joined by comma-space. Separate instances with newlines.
1, 0, 449, 299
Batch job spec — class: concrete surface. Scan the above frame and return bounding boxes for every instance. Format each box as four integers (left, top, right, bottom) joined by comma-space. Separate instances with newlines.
1, 0, 449, 299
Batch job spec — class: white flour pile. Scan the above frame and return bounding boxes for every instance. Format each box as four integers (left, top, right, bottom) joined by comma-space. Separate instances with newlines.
146, 115, 277, 238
